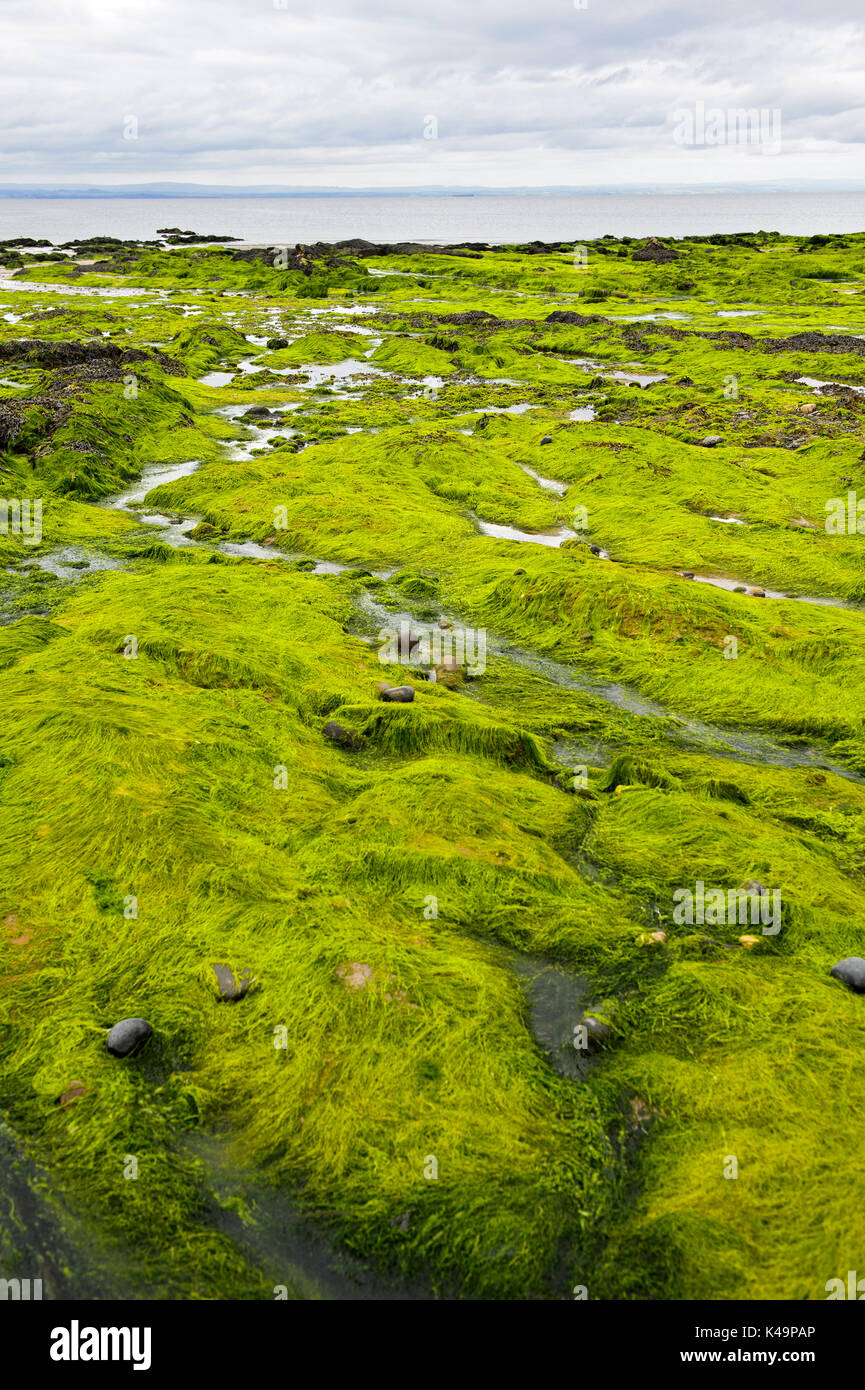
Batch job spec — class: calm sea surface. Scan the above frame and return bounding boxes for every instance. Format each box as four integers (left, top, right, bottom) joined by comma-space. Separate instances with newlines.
0, 192, 863, 246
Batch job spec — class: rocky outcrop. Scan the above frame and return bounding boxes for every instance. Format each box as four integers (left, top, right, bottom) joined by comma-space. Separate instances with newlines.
0, 338, 186, 378
631, 237, 680, 263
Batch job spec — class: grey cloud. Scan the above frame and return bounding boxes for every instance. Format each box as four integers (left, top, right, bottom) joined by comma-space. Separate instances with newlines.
0, 0, 862, 184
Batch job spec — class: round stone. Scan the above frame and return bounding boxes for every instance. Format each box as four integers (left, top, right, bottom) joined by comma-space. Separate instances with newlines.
380, 686, 415, 703
106, 1017, 153, 1057
830, 957, 865, 993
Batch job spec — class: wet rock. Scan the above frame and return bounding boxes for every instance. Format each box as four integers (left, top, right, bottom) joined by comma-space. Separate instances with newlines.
0, 337, 122, 368
266, 337, 289, 349
380, 685, 415, 703
58, 1081, 89, 1110
700, 435, 724, 447
106, 1017, 153, 1058
241, 406, 273, 420
583, 1013, 612, 1045
830, 957, 865, 992
680, 570, 695, 579
212, 962, 253, 1001
631, 237, 679, 264
185, 520, 221, 540
439, 309, 499, 323
747, 588, 766, 598
323, 720, 364, 750
433, 659, 462, 689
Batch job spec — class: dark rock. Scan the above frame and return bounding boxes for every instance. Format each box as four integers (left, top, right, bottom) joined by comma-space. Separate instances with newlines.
540, 435, 553, 445
380, 686, 415, 703
0, 337, 184, 379
0, 236, 52, 249
212, 962, 253, 1001
323, 720, 364, 750
631, 237, 679, 264
438, 310, 499, 323
157, 229, 239, 245
583, 1013, 612, 1045
0, 338, 121, 368
106, 1017, 153, 1058
830, 957, 865, 993
545, 310, 607, 326
266, 337, 289, 349
241, 406, 272, 420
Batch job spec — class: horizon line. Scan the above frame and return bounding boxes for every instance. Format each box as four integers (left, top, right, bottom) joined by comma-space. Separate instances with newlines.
1, 180, 865, 199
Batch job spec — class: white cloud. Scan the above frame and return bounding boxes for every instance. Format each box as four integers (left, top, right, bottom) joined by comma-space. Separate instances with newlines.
0, 0, 863, 185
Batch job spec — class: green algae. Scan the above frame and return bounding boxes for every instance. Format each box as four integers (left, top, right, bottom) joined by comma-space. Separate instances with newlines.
3, 231, 865, 1301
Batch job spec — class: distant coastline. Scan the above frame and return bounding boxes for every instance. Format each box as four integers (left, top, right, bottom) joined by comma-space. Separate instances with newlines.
1, 180, 865, 199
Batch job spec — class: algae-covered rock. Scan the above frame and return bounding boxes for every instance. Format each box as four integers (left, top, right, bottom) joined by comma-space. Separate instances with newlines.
631, 237, 679, 263
323, 720, 364, 749
212, 963, 254, 1001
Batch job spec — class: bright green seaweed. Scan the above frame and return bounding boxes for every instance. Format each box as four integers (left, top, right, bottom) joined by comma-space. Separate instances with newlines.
1, 229, 865, 1301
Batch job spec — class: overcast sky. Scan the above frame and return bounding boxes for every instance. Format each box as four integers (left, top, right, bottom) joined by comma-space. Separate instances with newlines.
1, 0, 863, 187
